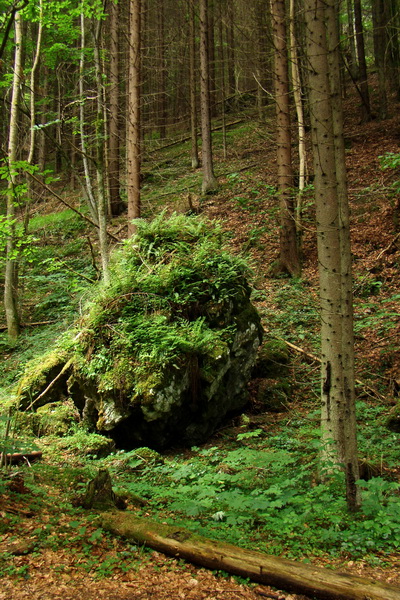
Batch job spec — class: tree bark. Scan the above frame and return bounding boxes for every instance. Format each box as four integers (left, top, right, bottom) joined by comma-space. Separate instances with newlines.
372, 0, 389, 119
353, 0, 371, 122
127, 0, 142, 234
4, 10, 23, 341
199, 0, 218, 194
108, 0, 124, 216
289, 0, 307, 240
93, 18, 110, 284
305, 0, 360, 511
270, 0, 301, 277
346, 0, 358, 79
189, 0, 199, 169
79, 12, 98, 223
101, 513, 400, 600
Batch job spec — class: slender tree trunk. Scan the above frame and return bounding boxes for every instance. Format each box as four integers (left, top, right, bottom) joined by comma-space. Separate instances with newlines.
372, 0, 388, 119
346, 0, 358, 79
208, 0, 217, 118
289, 0, 307, 244
37, 65, 48, 173
54, 74, 63, 173
108, 0, 124, 216
305, 0, 360, 512
127, 0, 141, 234
199, 0, 217, 194
353, 0, 371, 122
189, 0, 199, 169
157, 1, 167, 139
79, 12, 98, 222
218, 3, 227, 159
270, 0, 301, 277
4, 11, 23, 341
225, 0, 236, 96
27, 0, 43, 166
93, 19, 110, 284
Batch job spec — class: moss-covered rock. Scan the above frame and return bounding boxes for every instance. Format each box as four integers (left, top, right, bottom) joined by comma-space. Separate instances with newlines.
15, 213, 263, 450
16, 351, 73, 410
34, 400, 80, 436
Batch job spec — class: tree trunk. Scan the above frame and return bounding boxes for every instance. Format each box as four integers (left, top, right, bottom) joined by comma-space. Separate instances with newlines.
93, 19, 110, 284
107, 0, 124, 216
156, 1, 167, 139
189, 0, 199, 169
270, 0, 301, 277
79, 12, 98, 223
4, 11, 23, 341
305, 0, 360, 512
372, 0, 389, 119
199, 0, 217, 194
101, 513, 400, 600
289, 0, 307, 244
353, 0, 371, 122
127, 0, 142, 235
346, 0, 358, 79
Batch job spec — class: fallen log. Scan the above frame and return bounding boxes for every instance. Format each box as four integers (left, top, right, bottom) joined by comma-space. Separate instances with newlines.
101, 512, 400, 600
0, 450, 42, 466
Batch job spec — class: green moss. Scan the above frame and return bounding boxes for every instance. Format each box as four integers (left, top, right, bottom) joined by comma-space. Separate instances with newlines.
71, 213, 254, 401
15, 349, 72, 409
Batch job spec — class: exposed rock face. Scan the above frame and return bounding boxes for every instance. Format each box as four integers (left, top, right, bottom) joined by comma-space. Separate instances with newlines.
106, 300, 262, 449
16, 214, 263, 450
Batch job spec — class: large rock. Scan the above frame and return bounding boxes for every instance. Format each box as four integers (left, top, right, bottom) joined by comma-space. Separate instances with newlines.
16, 213, 263, 449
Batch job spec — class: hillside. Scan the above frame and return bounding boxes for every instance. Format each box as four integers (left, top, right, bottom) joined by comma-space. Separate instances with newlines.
0, 82, 400, 600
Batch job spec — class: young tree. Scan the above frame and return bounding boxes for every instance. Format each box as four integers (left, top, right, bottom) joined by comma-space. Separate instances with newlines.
372, 0, 389, 119
289, 0, 307, 244
188, 0, 199, 169
353, 0, 371, 122
270, 0, 301, 277
107, 0, 124, 216
305, 0, 360, 512
199, 0, 217, 194
4, 9, 23, 341
127, 0, 142, 234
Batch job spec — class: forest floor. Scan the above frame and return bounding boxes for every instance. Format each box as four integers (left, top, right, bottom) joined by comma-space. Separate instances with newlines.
1, 80, 400, 599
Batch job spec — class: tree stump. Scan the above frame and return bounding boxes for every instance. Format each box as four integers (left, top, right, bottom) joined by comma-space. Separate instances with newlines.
80, 468, 125, 510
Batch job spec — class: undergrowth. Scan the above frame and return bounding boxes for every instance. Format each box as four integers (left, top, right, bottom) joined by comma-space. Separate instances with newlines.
106, 408, 400, 562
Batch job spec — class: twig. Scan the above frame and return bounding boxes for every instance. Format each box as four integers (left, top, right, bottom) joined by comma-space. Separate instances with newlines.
26, 171, 121, 242
147, 119, 244, 154
25, 359, 73, 410
277, 338, 386, 401
0, 320, 57, 331
376, 232, 400, 260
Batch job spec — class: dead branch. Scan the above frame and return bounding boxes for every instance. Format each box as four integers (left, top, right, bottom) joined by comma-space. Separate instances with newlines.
102, 513, 400, 600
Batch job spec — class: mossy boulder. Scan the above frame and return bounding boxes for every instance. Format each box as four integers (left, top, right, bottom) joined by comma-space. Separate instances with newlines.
16, 214, 263, 450
35, 400, 80, 436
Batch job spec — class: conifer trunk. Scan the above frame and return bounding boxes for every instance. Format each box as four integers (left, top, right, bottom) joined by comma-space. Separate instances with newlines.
199, 0, 217, 194
305, 0, 360, 512
270, 0, 301, 277
127, 0, 142, 234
